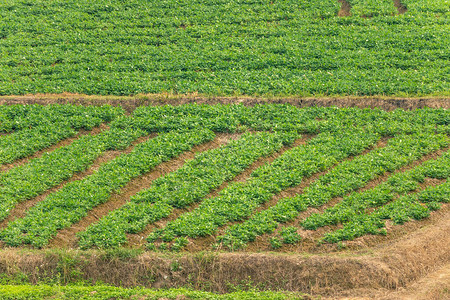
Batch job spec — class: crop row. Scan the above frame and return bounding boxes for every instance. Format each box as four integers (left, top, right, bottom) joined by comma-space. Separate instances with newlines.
321, 150, 450, 242
302, 149, 450, 230
7, 102, 440, 166
218, 133, 449, 249
78, 131, 297, 249
0, 104, 124, 165
118, 104, 449, 136
0, 127, 144, 221
324, 181, 449, 243
0, 104, 123, 133
0, 1, 448, 96
0, 129, 215, 247
0, 125, 76, 165
147, 129, 380, 249
402, 0, 450, 16
0, 284, 295, 300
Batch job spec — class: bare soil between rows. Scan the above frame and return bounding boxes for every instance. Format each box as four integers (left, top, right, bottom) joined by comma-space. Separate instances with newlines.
0, 205, 447, 298
0, 94, 448, 112
0, 95, 448, 298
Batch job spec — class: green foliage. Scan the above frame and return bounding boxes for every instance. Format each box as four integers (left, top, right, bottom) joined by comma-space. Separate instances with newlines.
322, 178, 450, 243
0, 1, 448, 96
0, 104, 123, 164
348, 0, 398, 17
303, 150, 450, 237
218, 132, 448, 249
0, 284, 300, 299
0, 129, 214, 248
402, 0, 450, 16
269, 237, 283, 250
78, 131, 297, 249
152, 129, 379, 249
279, 227, 301, 245
0, 127, 143, 221
0, 104, 448, 249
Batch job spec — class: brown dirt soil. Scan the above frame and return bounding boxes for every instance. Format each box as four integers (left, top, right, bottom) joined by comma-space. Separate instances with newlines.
338, 0, 352, 17
208, 137, 391, 252
0, 95, 449, 298
0, 94, 449, 112
247, 146, 450, 253
0, 134, 152, 242
381, 263, 450, 300
0, 207, 448, 297
127, 134, 314, 249
47, 133, 237, 249
393, 0, 407, 14
0, 124, 108, 173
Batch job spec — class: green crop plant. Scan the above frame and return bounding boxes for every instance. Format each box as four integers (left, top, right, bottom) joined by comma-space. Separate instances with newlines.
149, 129, 380, 248
0, 129, 214, 247
218, 133, 449, 249
78, 131, 297, 249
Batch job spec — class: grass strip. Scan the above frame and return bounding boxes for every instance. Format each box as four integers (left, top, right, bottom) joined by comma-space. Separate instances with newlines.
0, 284, 300, 300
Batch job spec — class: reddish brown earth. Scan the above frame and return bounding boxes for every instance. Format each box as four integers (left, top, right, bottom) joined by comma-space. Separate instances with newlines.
48, 133, 237, 248
0, 95, 448, 299
393, 0, 407, 14
338, 0, 352, 17
0, 94, 449, 112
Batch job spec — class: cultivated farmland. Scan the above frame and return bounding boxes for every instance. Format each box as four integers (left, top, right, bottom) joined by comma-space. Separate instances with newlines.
0, 103, 448, 298
1, 0, 450, 299
0, 0, 449, 96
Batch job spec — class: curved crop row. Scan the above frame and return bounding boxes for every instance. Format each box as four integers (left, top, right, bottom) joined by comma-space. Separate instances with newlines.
0, 104, 123, 133
78, 131, 297, 249
0, 127, 144, 221
117, 104, 450, 137
0, 125, 76, 165
218, 133, 449, 249
0, 129, 215, 247
322, 151, 450, 242
324, 181, 449, 243
0, 104, 124, 164
302, 150, 450, 230
147, 129, 380, 249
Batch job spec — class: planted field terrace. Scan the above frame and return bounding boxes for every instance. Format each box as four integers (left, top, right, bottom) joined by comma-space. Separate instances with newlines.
1, 0, 450, 298
0, 103, 448, 298
0, 0, 449, 96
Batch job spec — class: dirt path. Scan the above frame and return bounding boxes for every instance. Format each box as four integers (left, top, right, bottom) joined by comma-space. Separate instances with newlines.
0, 94, 449, 112
338, 0, 351, 17
393, 0, 407, 14
386, 263, 450, 300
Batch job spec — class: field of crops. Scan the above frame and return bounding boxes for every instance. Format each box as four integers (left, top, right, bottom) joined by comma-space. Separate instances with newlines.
0, 103, 448, 253
0, 284, 300, 300
1, 0, 449, 96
